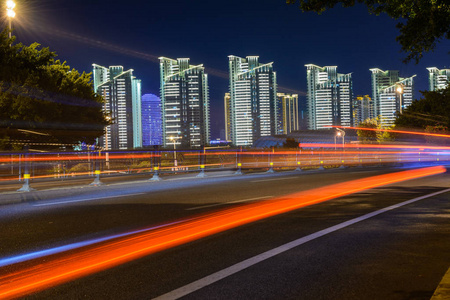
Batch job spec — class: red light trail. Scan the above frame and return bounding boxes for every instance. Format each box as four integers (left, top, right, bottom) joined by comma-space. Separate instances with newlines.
331, 125, 450, 139
0, 166, 445, 298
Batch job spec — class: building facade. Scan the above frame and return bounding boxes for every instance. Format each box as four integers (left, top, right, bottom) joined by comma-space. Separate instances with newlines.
305, 64, 353, 130
370, 68, 415, 127
353, 95, 373, 126
427, 67, 450, 91
276, 93, 299, 135
141, 94, 162, 147
224, 92, 231, 141
228, 55, 278, 146
93, 64, 142, 150
159, 57, 210, 148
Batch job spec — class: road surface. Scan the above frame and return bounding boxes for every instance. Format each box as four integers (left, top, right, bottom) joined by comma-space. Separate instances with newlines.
0, 166, 449, 299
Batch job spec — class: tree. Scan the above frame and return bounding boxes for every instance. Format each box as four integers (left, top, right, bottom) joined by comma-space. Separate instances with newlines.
357, 118, 378, 143
286, 0, 450, 63
395, 85, 450, 144
395, 85, 450, 129
357, 117, 395, 143
283, 137, 299, 148
0, 30, 107, 150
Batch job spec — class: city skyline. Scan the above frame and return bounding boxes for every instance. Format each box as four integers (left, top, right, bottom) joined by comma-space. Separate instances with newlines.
9, 0, 450, 138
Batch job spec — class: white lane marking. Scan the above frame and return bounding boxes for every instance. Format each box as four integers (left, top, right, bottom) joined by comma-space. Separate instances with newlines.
33, 193, 146, 207
167, 174, 232, 181
186, 196, 273, 211
153, 188, 450, 300
251, 177, 300, 183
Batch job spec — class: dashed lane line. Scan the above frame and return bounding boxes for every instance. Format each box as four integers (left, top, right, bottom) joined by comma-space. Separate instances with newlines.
186, 196, 273, 211
33, 193, 146, 207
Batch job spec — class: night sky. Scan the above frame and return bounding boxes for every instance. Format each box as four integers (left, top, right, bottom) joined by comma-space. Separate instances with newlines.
9, 0, 450, 138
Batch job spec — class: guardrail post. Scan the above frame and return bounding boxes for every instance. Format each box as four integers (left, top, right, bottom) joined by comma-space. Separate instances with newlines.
295, 148, 302, 171
18, 153, 22, 181
266, 147, 275, 173
90, 150, 103, 186
150, 166, 161, 181
339, 145, 345, 169
17, 146, 35, 192
318, 149, 325, 170
150, 147, 162, 181
357, 149, 363, 168
234, 147, 243, 175
318, 160, 325, 170
196, 147, 207, 178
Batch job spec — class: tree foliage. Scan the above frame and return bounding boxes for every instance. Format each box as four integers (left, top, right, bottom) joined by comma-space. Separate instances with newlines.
395, 85, 450, 144
357, 117, 394, 143
283, 137, 299, 148
0, 30, 107, 150
286, 0, 450, 63
395, 85, 450, 129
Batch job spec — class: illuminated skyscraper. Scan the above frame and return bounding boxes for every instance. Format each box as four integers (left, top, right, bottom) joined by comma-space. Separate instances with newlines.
370, 68, 415, 127
276, 93, 299, 135
305, 64, 353, 130
224, 92, 231, 141
353, 95, 373, 126
427, 67, 450, 91
159, 57, 210, 148
93, 64, 142, 150
228, 55, 278, 146
141, 94, 162, 147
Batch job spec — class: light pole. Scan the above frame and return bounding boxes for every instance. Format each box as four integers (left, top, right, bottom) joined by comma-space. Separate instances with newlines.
334, 132, 340, 150
6, 0, 15, 40
396, 85, 404, 114
336, 128, 345, 148
170, 136, 177, 167
336, 128, 345, 168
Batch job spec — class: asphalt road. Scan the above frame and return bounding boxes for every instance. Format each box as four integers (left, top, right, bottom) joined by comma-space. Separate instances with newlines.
0, 166, 449, 299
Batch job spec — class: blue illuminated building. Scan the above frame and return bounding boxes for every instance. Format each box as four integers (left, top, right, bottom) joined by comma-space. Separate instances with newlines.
141, 94, 162, 147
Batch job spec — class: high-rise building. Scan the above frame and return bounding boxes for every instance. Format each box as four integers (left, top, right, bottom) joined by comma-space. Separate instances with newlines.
305, 64, 353, 130
370, 68, 415, 127
427, 67, 450, 91
93, 64, 142, 150
228, 55, 278, 146
159, 57, 210, 148
353, 95, 373, 126
224, 92, 231, 141
276, 93, 299, 135
141, 94, 162, 147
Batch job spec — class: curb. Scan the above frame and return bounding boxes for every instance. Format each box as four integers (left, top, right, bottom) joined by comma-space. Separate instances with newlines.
431, 267, 450, 300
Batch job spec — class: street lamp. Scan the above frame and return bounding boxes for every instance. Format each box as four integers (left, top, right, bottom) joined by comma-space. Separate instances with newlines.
396, 84, 404, 114
336, 128, 346, 169
6, 0, 15, 40
334, 131, 341, 150
335, 128, 345, 149
169, 136, 178, 167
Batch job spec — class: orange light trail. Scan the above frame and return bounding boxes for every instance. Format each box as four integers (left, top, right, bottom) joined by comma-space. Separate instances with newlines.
0, 153, 160, 163
297, 143, 450, 151
0, 166, 445, 298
